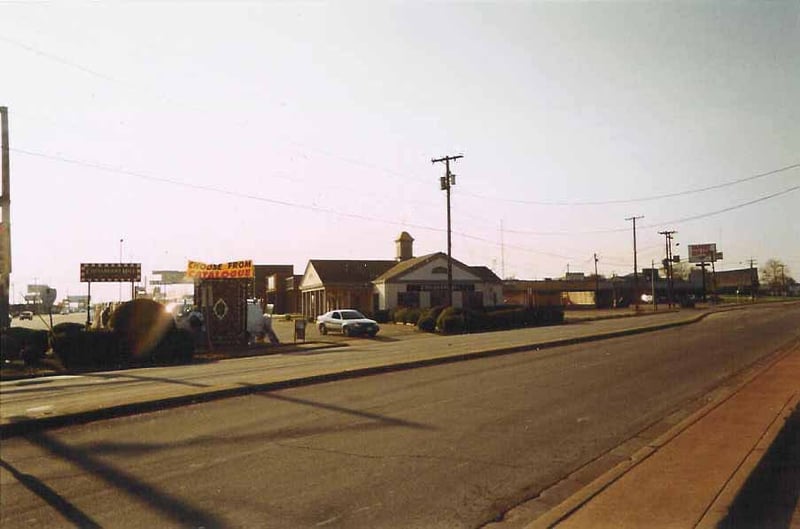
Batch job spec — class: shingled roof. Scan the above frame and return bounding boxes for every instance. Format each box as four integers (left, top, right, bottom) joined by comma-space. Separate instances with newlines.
309, 259, 397, 284
374, 253, 502, 283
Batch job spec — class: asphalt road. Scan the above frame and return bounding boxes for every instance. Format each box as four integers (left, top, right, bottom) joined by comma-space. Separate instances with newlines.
1, 304, 798, 529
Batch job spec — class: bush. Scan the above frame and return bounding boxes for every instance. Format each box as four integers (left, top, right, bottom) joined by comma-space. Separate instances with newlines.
52, 329, 124, 369
1, 327, 49, 365
110, 299, 175, 360
373, 309, 391, 323
403, 308, 421, 325
417, 305, 446, 332
149, 327, 195, 365
392, 307, 407, 324
436, 307, 466, 334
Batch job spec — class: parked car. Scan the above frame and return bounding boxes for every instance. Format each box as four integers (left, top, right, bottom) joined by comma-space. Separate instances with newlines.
317, 309, 380, 337
19, 310, 34, 320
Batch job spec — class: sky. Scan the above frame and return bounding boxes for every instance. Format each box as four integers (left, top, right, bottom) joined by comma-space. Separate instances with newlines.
2, 1, 799, 303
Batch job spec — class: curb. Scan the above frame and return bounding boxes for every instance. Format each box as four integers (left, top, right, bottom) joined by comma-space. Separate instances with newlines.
0, 313, 708, 439
523, 337, 800, 529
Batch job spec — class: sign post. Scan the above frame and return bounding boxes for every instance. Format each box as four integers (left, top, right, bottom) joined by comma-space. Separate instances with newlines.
80, 263, 142, 326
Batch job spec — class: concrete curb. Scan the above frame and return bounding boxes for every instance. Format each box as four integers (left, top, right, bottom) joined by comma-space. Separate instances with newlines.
1, 313, 709, 439
523, 337, 800, 529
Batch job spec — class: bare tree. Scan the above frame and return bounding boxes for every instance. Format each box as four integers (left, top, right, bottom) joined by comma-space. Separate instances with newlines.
761, 258, 791, 295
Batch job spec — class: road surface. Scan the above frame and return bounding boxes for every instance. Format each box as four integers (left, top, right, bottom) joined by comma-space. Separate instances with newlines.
1, 304, 798, 528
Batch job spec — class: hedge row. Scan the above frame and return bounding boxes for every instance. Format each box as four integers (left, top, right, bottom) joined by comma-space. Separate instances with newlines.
432, 305, 565, 334
52, 326, 195, 369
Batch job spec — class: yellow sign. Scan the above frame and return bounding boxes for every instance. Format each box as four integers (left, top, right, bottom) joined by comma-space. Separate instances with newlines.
187, 260, 254, 279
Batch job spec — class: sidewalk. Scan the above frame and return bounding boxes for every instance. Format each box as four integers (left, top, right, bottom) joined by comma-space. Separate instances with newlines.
526, 341, 800, 529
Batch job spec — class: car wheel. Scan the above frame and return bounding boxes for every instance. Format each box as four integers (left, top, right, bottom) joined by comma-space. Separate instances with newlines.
319, 324, 327, 335
368, 331, 377, 338
342, 326, 350, 337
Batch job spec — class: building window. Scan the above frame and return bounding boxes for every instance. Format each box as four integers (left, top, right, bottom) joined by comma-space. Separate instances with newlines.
397, 291, 420, 308
432, 266, 447, 274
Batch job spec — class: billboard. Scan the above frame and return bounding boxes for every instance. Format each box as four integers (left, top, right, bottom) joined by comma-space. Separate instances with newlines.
187, 260, 254, 280
152, 270, 193, 285
688, 244, 717, 263
81, 263, 142, 282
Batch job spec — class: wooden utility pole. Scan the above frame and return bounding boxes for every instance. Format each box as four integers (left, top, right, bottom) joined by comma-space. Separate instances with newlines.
748, 258, 757, 301
432, 154, 463, 306
1, 106, 10, 330
593, 253, 600, 308
626, 216, 644, 309
659, 230, 677, 307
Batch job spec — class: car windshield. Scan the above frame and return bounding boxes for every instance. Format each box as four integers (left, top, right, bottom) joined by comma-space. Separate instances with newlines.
341, 310, 366, 320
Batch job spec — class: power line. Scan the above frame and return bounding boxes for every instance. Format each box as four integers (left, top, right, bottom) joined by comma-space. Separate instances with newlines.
12, 146, 800, 255
460, 162, 799, 206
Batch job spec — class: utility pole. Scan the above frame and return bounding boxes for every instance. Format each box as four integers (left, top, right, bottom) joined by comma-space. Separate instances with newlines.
0, 106, 10, 331
695, 261, 709, 302
432, 154, 463, 307
651, 259, 657, 311
748, 258, 757, 301
626, 216, 644, 310
659, 230, 677, 308
778, 264, 786, 296
500, 220, 505, 280
593, 253, 600, 308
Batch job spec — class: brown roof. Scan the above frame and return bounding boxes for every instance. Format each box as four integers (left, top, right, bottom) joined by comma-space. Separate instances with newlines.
470, 266, 502, 283
375, 253, 502, 283
374, 253, 442, 282
309, 260, 397, 284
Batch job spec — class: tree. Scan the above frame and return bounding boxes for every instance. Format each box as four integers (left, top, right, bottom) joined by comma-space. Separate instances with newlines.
662, 261, 691, 281
760, 259, 792, 295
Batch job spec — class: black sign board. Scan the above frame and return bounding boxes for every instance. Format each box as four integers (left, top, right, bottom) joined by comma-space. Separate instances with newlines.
81, 263, 141, 283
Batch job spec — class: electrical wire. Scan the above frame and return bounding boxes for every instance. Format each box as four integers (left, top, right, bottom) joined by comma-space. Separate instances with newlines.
13, 146, 798, 248
459, 163, 800, 206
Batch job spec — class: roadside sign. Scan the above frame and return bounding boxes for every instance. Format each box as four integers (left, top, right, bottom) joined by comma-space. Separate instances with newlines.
81, 263, 141, 282
688, 243, 717, 263
42, 287, 57, 309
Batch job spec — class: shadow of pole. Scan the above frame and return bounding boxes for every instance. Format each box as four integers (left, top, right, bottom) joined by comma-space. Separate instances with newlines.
24, 432, 228, 529
0, 458, 102, 528
250, 389, 436, 431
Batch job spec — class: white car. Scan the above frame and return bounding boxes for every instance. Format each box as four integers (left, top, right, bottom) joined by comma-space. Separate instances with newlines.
317, 309, 380, 337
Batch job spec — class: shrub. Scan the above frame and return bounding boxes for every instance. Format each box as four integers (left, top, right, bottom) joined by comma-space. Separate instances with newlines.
393, 307, 407, 324
373, 309, 391, 324
110, 299, 175, 360
417, 305, 446, 332
52, 330, 123, 369
150, 327, 195, 365
1, 328, 49, 365
436, 307, 466, 334
403, 308, 421, 325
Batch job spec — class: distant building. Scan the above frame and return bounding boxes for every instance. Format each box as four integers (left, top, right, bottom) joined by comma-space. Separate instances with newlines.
299, 232, 502, 317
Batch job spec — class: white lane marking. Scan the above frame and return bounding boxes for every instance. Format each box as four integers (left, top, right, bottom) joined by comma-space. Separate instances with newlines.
25, 405, 54, 414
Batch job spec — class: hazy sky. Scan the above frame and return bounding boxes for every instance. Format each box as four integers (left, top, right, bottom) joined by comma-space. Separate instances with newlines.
2, 1, 798, 302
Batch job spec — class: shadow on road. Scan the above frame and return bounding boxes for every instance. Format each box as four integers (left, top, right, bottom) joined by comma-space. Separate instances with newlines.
0, 458, 102, 528
18, 431, 227, 529
251, 389, 436, 431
